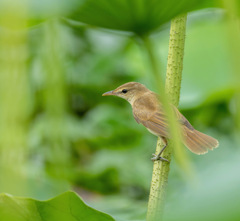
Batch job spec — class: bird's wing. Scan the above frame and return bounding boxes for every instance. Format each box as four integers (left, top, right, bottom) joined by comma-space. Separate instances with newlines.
132, 93, 169, 138
141, 111, 170, 138
133, 94, 194, 138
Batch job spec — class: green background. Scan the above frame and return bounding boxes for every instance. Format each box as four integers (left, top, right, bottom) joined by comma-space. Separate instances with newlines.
0, 0, 239, 220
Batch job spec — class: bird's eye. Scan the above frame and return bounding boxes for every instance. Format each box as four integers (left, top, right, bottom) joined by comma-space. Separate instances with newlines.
122, 89, 128, 94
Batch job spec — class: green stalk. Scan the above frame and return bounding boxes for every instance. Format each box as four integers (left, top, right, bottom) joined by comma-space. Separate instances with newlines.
145, 14, 187, 221
0, 1, 29, 195
42, 20, 70, 179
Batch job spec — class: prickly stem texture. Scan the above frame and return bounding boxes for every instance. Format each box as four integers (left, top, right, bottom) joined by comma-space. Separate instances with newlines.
146, 14, 187, 221
165, 15, 187, 106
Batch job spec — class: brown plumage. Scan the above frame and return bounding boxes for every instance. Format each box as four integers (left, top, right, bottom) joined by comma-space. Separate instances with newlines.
102, 82, 219, 158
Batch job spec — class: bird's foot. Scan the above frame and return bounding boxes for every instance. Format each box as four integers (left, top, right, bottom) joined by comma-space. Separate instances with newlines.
151, 154, 169, 162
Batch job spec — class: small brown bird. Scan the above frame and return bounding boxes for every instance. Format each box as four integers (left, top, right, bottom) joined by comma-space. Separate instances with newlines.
102, 82, 219, 161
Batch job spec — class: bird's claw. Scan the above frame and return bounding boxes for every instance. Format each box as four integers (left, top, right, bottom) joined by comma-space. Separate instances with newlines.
151, 154, 169, 162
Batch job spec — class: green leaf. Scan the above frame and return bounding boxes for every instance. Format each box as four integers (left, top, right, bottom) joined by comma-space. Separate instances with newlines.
70, 0, 217, 35
0, 191, 115, 221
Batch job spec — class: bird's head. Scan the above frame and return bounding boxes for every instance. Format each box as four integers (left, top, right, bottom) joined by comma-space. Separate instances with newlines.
102, 82, 149, 104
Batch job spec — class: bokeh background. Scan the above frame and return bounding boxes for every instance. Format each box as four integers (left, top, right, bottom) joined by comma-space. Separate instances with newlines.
0, 0, 240, 220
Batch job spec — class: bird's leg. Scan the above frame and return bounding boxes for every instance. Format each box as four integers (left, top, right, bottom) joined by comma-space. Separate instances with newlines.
151, 137, 169, 162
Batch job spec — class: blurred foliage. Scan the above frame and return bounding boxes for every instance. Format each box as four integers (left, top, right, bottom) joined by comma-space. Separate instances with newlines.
0, 0, 85, 27
0, 0, 239, 220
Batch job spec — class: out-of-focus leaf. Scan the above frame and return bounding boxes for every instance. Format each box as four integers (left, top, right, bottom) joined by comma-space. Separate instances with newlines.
181, 19, 235, 108
70, 0, 217, 35
0, 0, 84, 27
73, 168, 120, 194
0, 191, 115, 221
165, 153, 240, 221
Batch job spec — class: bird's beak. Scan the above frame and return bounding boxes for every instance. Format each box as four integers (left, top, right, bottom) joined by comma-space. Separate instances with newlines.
102, 90, 114, 96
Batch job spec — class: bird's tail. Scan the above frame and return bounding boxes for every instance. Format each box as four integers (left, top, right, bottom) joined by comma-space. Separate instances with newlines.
183, 128, 219, 155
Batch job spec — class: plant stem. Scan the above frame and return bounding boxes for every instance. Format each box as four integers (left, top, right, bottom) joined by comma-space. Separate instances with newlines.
141, 36, 164, 91
145, 14, 187, 221
165, 15, 187, 106
0, 2, 29, 195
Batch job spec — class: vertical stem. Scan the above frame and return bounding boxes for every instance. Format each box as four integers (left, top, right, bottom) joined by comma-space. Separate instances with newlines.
165, 15, 187, 106
146, 14, 187, 221
42, 20, 70, 179
0, 0, 29, 195
142, 36, 164, 91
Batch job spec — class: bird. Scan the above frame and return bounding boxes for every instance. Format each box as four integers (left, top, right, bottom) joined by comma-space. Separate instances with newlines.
102, 82, 219, 161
